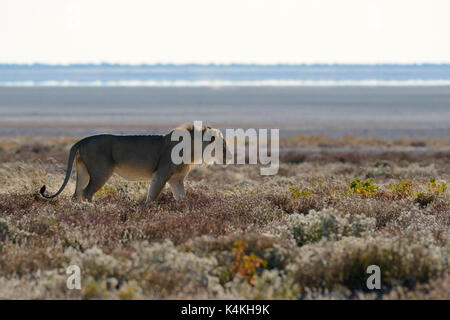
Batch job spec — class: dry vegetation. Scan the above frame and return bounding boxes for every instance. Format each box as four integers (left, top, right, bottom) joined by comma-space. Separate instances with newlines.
0, 136, 449, 299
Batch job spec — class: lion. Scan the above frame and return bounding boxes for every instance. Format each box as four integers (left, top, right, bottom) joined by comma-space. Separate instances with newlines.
40, 123, 229, 203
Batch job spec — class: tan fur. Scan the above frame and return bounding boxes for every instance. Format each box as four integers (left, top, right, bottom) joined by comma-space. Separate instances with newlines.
40, 123, 228, 203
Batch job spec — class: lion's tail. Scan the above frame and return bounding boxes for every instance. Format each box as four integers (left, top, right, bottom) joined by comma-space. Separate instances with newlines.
40, 141, 81, 199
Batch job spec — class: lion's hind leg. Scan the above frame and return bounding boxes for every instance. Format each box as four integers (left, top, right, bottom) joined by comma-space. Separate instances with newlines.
81, 159, 113, 202
169, 180, 186, 201
73, 158, 90, 202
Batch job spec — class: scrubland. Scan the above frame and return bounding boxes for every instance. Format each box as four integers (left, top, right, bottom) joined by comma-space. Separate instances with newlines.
0, 136, 448, 299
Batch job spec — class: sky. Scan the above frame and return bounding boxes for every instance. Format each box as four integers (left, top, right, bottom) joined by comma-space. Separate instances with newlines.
1, 0, 450, 64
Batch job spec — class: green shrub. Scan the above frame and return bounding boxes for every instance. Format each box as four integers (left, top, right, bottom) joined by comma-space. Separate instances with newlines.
428, 178, 447, 194
347, 178, 379, 197
289, 187, 312, 199
388, 180, 413, 197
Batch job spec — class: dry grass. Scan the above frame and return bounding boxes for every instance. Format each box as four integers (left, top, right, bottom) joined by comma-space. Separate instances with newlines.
0, 136, 449, 299
280, 135, 450, 150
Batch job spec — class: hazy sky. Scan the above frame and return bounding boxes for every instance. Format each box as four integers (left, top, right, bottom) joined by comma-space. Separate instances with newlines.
1, 0, 449, 64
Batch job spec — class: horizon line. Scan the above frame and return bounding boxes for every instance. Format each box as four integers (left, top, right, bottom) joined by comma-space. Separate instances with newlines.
1, 62, 450, 67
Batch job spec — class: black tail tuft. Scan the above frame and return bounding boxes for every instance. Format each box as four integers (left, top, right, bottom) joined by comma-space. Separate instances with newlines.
40, 185, 47, 196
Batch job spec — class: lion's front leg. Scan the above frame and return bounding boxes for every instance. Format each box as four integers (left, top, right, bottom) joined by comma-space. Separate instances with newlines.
169, 180, 186, 201
145, 172, 168, 204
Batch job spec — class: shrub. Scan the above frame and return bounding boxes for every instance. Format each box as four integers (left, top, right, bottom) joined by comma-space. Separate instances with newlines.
386, 207, 446, 246
415, 178, 447, 208
428, 178, 447, 194
63, 240, 223, 298
393, 163, 437, 178
0, 218, 9, 243
388, 180, 413, 198
415, 192, 436, 208
226, 270, 300, 299
229, 240, 267, 285
289, 237, 448, 292
289, 187, 312, 199
286, 208, 376, 246
347, 178, 378, 197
